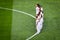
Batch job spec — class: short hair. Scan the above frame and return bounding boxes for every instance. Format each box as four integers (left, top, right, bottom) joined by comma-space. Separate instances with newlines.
36, 4, 41, 8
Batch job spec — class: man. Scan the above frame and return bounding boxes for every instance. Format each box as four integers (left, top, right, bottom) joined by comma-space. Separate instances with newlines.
36, 4, 43, 34
26, 4, 43, 40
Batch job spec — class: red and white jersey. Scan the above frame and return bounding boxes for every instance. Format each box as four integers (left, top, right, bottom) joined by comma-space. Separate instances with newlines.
36, 7, 43, 23
36, 7, 43, 15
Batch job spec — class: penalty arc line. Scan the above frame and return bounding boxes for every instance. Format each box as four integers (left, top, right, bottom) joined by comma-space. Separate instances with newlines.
0, 7, 38, 40
0, 7, 35, 19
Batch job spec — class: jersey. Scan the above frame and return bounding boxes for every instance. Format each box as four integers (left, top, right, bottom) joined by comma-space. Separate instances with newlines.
36, 7, 43, 15
36, 7, 43, 24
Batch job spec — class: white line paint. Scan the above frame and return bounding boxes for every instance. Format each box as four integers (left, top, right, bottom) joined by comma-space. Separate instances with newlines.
26, 32, 40, 40
0, 7, 35, 19
0, 7, 38, 40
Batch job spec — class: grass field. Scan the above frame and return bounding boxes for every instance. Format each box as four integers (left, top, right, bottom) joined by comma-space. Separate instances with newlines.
0, 0, 60, 40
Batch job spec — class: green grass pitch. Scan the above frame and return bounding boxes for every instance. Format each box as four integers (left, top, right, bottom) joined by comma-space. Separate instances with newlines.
0, 0, 60, 40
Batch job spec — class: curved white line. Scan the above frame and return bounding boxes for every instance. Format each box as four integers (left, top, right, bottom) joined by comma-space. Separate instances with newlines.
0, 7, 35, 19
0, 7, 37, 40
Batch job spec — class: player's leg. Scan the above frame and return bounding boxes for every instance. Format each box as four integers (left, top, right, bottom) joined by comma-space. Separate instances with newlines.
26, 21, 42, 40
36, 18, 43, 34
36, 24, 42, 34
26, 24, 42, 40
26, 18, 43, 40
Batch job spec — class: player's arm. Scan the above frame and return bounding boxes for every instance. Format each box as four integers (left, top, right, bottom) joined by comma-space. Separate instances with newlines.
38, 14, 42, 21
36, 13, 43, 25
36, 17, 41, 25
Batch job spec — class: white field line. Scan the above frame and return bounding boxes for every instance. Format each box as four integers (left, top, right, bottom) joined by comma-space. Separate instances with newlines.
0, 7, 38, 40
0, 7, 35, 19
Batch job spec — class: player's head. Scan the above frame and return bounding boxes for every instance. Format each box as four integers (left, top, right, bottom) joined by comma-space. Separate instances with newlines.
36, 4, 41, 8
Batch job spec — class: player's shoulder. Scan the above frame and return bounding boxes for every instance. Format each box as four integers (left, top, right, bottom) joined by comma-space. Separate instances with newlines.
41, 7, 43, 10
